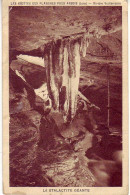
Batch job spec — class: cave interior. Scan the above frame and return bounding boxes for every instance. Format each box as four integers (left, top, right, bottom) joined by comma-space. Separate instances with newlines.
9, 6, 122, 187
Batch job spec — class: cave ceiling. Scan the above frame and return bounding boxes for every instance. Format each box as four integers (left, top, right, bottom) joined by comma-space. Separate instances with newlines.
9, 6, 122, 55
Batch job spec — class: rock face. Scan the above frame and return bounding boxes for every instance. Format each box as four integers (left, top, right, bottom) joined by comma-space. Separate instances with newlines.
9, 68, 34, 114
9, 69, 40, 186
10, 111, 41, 186
79, 34, 122, 128
9, 7, 122, 52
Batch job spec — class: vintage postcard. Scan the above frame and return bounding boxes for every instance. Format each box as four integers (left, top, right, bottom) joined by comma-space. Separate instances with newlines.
2, 0, 128, 194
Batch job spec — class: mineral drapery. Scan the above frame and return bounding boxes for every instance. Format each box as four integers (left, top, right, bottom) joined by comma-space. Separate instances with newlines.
44, 35, 89, 122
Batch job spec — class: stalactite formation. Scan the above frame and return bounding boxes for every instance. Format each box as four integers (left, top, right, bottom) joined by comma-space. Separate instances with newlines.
44, 35, 90, 122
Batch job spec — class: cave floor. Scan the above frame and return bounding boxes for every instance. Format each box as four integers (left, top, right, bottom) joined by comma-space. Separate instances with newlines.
10, 108, 122, 187
37, 111, 96, 187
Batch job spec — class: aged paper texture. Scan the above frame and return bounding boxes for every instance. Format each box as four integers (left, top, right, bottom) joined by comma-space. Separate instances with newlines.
2, 0, 128, 194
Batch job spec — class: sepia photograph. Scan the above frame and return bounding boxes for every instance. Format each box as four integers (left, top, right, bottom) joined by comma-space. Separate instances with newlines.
8, 6, 123, 188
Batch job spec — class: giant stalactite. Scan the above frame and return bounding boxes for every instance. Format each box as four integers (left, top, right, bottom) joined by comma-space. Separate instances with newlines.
44, 35, 89, 122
